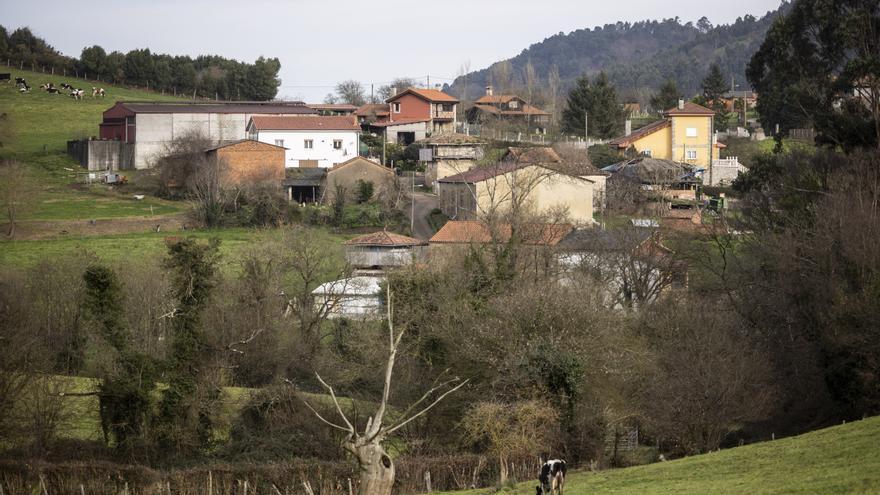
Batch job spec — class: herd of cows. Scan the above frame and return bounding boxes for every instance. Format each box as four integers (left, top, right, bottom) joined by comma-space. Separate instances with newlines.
5, 75, 106, 100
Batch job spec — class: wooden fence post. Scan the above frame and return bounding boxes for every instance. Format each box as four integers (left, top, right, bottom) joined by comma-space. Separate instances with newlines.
208, 470, 213, 494
424, 470, 432, 492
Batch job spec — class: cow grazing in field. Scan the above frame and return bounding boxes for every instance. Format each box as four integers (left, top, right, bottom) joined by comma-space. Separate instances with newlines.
15, 77, 26, 86
536, 459, 566, 495
60, 83, 73, 90
19, 83, 31, 93
69, 89, 85, 100
92, 87, 105, 97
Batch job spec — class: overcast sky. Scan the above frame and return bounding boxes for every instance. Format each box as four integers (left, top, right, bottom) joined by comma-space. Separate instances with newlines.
4, 0, 781, 102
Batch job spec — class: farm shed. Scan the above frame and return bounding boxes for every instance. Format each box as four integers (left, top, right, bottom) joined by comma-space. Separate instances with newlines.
97, 101, 315, 169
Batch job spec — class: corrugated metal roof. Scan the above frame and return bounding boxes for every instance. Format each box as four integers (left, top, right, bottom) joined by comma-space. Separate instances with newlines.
116, 101, 315, 115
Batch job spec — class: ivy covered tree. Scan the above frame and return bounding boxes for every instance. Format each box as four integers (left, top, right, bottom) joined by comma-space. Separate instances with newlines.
650, 79, 681, 114
561, 72, 627, 139
155, 238, 221, 455
747, 0, 879, 150
83, 265, 157, 454
702, 64, 730, 131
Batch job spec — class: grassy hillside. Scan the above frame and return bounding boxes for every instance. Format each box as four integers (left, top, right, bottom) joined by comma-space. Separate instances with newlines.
0, 68, 185, 227
440, 417, 880, 495
1, 67, 181, 154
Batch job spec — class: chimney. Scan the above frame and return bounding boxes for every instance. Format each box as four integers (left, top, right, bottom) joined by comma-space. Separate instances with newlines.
678, 99, 684, 110
486, 85, 494, 96
625, 119, 632, 136
391, 86, 398, 97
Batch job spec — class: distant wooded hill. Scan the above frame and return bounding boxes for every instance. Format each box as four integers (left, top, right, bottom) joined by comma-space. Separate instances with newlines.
0, 26, 281, 101
447, 2, 790, 108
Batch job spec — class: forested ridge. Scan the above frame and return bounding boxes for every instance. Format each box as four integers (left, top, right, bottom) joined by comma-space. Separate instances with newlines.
449, 2, 790, 104
0, 26, 281, 100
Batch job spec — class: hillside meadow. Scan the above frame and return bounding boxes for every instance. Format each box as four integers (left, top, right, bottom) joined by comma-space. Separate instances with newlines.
0, 67, 186, 226
439, 416, 880, 495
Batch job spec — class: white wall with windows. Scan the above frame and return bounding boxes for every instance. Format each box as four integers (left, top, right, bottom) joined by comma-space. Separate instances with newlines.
251, 129, 360, 168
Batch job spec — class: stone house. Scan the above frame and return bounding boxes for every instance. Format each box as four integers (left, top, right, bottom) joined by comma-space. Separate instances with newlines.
204, 139, 286, 187
324, 157, 397, 204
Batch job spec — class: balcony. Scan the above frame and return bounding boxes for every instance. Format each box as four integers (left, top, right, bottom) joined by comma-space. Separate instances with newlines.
433, 110, 455, 120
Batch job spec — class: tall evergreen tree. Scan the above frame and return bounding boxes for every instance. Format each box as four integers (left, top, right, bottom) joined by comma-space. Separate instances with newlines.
702, 64, 730, 131
561, 72, 627, 138
747, 0, 879, 150
650, 79, 681, 113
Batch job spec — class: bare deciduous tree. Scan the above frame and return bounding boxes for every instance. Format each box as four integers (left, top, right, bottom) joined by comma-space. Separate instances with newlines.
335, 79, 367, 106
0, 160, 35, 238
296, 286, 467, 495
461, 400, 559, 484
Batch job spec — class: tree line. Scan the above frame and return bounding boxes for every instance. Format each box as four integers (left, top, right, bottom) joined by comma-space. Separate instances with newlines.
0, 26, 281, 100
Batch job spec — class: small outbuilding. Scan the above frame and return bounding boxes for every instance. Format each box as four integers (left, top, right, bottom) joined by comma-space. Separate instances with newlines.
324, 157, 397, 204
204, 139, 286, 186
311, 276, 384, 320
344, 230, 428, 271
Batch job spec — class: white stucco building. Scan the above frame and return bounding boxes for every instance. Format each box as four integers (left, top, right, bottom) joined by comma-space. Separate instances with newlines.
247, 116, 361, 168
96, 101, 317, 170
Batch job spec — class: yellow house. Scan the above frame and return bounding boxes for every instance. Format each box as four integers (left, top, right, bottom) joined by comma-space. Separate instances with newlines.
437, 162, 595, 226
609, 101, 724, 171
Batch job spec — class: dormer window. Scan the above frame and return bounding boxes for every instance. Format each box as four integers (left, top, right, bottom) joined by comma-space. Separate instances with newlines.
509, 100, 519, 109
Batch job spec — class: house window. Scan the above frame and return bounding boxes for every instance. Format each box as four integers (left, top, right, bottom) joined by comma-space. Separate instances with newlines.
509, 100, 519, 109
686, 149, 698, 160
392, 102, 401, 113
333, 139, 343, 150
686, 127, 697, 137
641, 149, 652, 157
274, 139, 284, 147
442, 103, 454, 111
304, 139, 313, 149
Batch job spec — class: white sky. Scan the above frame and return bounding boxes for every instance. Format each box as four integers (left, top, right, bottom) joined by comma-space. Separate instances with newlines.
3, 0, 781, 102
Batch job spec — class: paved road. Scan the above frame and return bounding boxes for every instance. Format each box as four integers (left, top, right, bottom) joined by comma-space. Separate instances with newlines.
409, 191, 438, 240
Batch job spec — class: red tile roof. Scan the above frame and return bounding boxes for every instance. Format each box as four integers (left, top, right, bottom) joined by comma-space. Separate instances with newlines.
345, 230, 427, 247
664, 102, 715, 116
387, 88, 459, 103
475, 95, 519, 104
429, 221, 573, 246
355, 104, 390, 117
472, 102, 550, 116
249, 115, 360, 131
608, 119, 671, 148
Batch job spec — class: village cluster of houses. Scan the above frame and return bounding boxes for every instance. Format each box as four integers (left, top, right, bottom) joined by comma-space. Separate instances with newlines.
66, 85, 746, 318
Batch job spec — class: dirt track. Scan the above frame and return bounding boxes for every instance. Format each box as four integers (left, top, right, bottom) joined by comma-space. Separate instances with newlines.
2, 213, 190, 241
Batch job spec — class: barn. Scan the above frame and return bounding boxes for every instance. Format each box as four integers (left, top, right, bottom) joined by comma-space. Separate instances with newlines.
96, 101, 316, 170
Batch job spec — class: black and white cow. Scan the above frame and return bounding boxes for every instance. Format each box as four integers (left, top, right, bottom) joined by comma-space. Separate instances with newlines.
69, 88, 85, 100
15, 77, 27, 86
536, 459, 566, 495
60, 83, 73, 90
92, 87, 105, 97
19, 83, 31, 93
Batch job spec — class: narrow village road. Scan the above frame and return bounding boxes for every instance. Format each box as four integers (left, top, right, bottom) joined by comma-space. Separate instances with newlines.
409, 191, 438, 240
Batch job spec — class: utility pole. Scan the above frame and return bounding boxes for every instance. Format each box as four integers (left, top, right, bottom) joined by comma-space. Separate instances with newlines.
584, 112, 589, 144
411, 170, 415, 234
371, 83, 374, 103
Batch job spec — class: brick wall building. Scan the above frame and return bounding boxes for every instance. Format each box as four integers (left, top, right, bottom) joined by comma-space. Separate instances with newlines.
205, 139, 286, 186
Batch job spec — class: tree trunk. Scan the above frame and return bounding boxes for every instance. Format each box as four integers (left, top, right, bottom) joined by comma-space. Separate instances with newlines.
352, 441, 395, 495
499, 454, 509, 485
